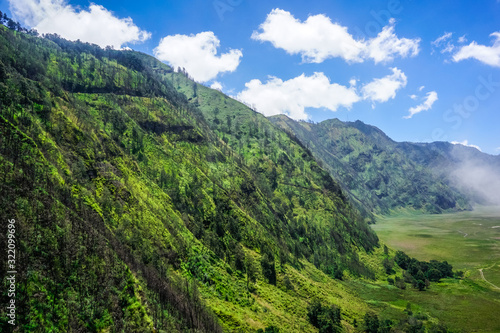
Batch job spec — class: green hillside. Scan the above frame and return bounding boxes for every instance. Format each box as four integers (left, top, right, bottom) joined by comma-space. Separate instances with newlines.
0, 23, 380, 332
269, 115, 471, 215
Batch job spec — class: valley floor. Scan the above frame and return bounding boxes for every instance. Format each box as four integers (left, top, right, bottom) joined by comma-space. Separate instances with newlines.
368, 207, 500, 332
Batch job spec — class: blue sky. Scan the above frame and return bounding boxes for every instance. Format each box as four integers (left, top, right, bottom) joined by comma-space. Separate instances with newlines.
1, 0, 499, 154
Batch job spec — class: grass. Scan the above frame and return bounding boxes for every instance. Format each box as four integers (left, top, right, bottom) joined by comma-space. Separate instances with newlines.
372, 206, 500, 271
346, 277, 500, 332
364, 206, 500, 332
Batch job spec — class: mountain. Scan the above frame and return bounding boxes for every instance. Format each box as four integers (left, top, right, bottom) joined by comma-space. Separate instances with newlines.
269, 115, 478, 216
399, 141, 500, 206
0, 23, 383, 332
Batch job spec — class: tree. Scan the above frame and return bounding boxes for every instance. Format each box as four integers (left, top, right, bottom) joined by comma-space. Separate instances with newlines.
7, 18, 16, 30
234, 245, 245, 272
379, 319, 393, 333
394, 251, 410, 270
382, 257, 394, 274
245, 254, 257, 291
404, 302, 413, 316
416, 279, 426, 291
270, 166, 278, 190
363, 313, 379, 333
307, 298, 323, 328
261, 251, 276, 285
318, 305, 342, 333
427, 268, 442, 282
307, 299, 342, 333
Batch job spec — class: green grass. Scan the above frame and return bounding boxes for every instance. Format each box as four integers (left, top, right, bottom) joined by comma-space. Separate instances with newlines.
372, 206, 500, 272
364, 207, 500, 332
345, 277, 500, 333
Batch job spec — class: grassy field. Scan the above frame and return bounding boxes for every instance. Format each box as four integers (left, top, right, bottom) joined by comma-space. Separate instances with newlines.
372, 206, 500, 282
362, 206, 500, 332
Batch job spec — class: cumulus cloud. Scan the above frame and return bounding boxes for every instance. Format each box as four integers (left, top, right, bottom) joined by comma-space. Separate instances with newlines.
154, 31, 242, 83
404, 91, 438, 119
251, 9, 420, 64
453, 32, 500, 67
364, 20, 421, 63
451, 140, 482, 152
9, 0, 150, 49
236, 73, 360, 120
361, 68, 407, 104
210, 81, 223, 91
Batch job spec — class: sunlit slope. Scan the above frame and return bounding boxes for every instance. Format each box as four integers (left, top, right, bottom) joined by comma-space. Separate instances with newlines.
0, 24, 383, 332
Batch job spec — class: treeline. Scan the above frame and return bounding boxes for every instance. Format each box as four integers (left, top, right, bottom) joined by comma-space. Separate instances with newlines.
0, 10, 38, 36
384, 249, 457, 291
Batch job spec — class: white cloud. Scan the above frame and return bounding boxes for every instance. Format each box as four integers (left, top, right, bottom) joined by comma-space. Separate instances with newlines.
251, 9, 420, 64
364, 20, 421, 64
9, 0, 150, 49
154, 31, 242, 82
210, 81, 223, 91
361, 68, 407, 104
410, 94, 418, 100
451, 140, 482, 152
431, 32, 456, 54
251, 9, 364, 63
441, 44, 455, 54
431, 32, 453, 47
458, 35, 467, 44
418, 85, 425, 91
453, 32, 500, 67
236, 73, 360, 120
404, 91, 438, 119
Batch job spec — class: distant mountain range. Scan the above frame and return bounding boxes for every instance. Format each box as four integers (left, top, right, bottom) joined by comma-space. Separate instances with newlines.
270, 115, 500, 217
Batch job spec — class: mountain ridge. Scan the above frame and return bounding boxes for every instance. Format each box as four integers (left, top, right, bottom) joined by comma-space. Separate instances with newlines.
269, 114, 486, 215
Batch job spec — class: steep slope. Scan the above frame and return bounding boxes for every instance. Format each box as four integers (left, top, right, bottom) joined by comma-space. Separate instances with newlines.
269, 115, 471, 215
0, 25, 384, 332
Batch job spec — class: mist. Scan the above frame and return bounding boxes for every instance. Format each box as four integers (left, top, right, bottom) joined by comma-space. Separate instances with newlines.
449, 147, 500, 207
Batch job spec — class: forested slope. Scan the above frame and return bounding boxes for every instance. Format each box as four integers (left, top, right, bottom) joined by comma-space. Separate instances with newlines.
269, 115, 471, 215
0, 23, 382, 332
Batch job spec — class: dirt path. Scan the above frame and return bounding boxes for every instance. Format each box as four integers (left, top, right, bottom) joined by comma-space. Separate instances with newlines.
479, 268, 500, 290
458, 230, 468, 238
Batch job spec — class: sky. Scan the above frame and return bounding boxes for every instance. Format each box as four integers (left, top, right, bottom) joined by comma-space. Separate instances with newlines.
1, 0, 499, 154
